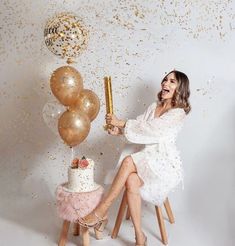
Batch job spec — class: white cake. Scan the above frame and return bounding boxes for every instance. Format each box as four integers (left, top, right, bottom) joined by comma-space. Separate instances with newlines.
66, 158, 99, 192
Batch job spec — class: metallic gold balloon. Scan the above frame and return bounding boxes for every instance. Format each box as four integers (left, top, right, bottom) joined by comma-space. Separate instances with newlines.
50, 66, 83, 106
44, 12, 89, 59
71, 89, 100, 121
58, 109, 91, 147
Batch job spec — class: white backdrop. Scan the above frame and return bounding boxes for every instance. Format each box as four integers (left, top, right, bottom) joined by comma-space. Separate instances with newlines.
0, 0, 234, 245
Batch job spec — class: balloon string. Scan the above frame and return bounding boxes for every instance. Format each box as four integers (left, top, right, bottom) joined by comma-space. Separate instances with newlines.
70, 147, 74, 164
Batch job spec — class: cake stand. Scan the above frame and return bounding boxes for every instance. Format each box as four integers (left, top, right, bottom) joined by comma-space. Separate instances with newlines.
56, 183, 104, 246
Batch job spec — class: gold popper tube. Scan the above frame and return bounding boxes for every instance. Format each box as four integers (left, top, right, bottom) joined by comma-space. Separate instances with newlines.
104, 76, 113, 130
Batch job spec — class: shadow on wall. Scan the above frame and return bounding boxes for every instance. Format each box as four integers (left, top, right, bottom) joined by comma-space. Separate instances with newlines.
126, 76, 159, 120
184, 108, 235, 245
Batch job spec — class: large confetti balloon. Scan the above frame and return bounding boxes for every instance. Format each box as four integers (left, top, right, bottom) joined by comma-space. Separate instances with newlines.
44, 12, 89, 59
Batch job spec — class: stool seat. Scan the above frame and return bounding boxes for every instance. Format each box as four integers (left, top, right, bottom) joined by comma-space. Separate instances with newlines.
111, 190, 175, 245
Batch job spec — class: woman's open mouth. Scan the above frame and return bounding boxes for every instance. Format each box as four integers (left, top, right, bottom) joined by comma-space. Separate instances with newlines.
162, 88, 170, 95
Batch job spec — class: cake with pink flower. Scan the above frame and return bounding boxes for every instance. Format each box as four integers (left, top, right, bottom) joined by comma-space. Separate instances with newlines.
63, 156, 100, 193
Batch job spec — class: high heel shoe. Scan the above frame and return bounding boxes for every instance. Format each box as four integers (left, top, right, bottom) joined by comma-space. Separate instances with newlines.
135, 233, 147, 246
94, 214, 108, 240
77, 212, 108, 232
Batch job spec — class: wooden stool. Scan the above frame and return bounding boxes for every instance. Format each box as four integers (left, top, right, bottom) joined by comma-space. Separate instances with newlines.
58, 220, 103, 246
111, 190, 175, 245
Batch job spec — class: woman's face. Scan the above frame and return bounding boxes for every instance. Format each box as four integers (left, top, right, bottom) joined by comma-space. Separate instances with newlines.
161, 72, 178, 100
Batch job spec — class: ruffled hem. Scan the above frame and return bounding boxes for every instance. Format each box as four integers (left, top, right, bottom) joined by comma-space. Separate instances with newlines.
131, 152, 182, 206
55, 184, 104, 222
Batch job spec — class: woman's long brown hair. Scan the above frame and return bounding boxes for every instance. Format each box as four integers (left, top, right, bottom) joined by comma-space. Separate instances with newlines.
157, 70, 191, 114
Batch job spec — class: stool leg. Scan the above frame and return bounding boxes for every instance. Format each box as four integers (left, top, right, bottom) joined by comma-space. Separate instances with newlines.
73, 223, 80, 236
58, 220, 70, 246
164, 198, 175, 224
81, 226, 89, 246
126, 207, 131, 220
111, 191, 127, 239
155, 206, 168, 245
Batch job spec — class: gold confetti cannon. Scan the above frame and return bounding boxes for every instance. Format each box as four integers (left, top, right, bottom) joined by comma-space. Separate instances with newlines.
104, 76, 113, 130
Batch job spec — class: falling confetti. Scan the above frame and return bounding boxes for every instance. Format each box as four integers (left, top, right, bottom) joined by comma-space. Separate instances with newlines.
0, 0, 234, 192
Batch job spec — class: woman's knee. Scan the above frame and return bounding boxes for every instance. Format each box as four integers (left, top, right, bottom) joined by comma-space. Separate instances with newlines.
121, 156, 134, 170
125, 173, 140, 191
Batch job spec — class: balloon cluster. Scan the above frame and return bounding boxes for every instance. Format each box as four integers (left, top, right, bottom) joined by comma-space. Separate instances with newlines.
47, 66, 100, 147
43, 13, 100, 147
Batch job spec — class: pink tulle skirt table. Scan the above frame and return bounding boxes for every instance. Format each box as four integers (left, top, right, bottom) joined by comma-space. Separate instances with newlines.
56, 183, 104, 222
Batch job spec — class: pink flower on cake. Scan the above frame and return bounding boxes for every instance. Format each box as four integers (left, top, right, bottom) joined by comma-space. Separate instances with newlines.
78, 156, 89, 169
71, 158, 79, 168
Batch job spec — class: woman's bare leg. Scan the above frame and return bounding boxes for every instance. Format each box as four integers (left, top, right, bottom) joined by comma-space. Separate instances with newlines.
126, 173, 145, 244
81, 156, 137, 223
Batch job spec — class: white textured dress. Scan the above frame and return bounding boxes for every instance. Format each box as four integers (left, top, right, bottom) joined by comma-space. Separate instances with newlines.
104, 101, 186, 206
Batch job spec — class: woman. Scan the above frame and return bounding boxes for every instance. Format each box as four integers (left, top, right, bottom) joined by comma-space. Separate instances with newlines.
78, 70, 191, 245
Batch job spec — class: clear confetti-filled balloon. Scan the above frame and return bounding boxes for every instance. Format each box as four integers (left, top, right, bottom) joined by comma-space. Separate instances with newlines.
44, 12, 89, 59
42, 101, 66, 135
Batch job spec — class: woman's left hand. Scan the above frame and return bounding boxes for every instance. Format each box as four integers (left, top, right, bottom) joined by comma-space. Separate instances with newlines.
107, 126, 121, 136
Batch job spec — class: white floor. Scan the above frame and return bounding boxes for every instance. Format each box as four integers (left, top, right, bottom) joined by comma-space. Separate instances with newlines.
0, 193, 234, 246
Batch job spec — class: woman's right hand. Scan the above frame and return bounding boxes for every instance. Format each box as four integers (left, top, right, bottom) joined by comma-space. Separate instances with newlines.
108, 126, 121, 136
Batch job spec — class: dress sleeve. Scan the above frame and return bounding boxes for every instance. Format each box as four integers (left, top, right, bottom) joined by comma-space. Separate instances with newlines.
120, 102, 156, 144
124, 108, 186, 144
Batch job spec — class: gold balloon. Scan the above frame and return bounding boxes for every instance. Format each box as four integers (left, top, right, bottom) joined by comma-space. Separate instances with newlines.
50, 66, 83, 106
44, 12, 89, 59
71, 89, 100, 121
58, 109, 90, 147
